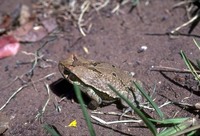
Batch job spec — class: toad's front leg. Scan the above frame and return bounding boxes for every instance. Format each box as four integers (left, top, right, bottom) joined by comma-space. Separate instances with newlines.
78, 84, 102, 110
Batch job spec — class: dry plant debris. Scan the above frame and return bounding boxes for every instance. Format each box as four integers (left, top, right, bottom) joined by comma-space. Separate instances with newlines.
171, 0, 200, 34
32, 0, 134, 36
0, 112, 9, 135
0, 73, 55, 111
0, 0, 134, 58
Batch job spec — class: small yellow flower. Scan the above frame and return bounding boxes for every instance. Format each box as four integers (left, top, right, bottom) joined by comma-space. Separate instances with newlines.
68, 120, 77, 127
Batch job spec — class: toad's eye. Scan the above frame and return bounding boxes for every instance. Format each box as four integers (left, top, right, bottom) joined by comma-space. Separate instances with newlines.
64, 69, 70, 75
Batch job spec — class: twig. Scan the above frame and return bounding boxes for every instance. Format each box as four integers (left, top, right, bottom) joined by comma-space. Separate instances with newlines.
112, 3, 120, 13
91, 111, 137, 119
93, 0, 110, 11
91, 115, 142, 125
151, 66, 200, 74
172, 0, 194, 8
22, 39, 56, 77
78, 0, 90, 36
35, 83, 51, 121
0, 85, 28, 111
112, 0, 130, 14
0, 73, 55, 111
170, 14, 199, 34
158, 100, 172, 109
173, 101, 200, 111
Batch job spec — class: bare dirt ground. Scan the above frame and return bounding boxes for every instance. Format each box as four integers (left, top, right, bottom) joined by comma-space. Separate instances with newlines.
0, 0, 200, 136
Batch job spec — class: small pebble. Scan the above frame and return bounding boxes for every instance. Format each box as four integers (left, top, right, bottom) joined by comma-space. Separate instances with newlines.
130, 72, 135, 77
83, 46, 89, 54
137, 46, 148, 53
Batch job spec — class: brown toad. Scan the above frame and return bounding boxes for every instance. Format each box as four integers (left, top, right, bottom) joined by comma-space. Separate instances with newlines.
59, 54, 142, 109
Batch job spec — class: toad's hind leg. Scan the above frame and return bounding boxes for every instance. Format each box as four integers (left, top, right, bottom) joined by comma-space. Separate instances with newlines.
78, 84, 102, 110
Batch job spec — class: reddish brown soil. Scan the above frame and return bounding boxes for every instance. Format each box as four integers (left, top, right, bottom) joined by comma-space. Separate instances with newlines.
0, 0, 200, 136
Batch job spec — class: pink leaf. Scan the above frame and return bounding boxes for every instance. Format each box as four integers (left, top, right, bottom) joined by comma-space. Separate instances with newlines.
0, 36, 20, 59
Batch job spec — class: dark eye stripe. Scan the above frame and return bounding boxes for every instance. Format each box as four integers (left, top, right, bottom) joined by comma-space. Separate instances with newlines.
64, 68, 70, 75
112, 73, 117, 77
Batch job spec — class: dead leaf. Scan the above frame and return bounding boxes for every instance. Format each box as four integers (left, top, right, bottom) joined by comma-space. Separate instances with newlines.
0, 35, 20, 59
19, 25, 48, 42
11, 21, 34, 37
11, 17, 57, 42
0, 13, 12, 34
11, 21, 48, 42
19, 5, 31, 25
41, 18, 58, 33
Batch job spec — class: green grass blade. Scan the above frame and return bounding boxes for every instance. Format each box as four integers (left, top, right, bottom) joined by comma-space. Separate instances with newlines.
171, 124, 200, 136
43, 124, 61, 136
180, 50, 200, 81
73, 84, 96, 136
149, 118, 188, 125
157, 118, 195, 136
133, 82, 164, 120
131, 0, 139, 6
108, 84, 157, 136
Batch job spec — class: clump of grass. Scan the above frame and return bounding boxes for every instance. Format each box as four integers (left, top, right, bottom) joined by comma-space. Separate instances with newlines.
43, 124, 61, 136
108, 84, 157, 135
109, 83, 197, 136
171, 0, 200, 34
73, 81, 197, 136
180, 39, 200, 82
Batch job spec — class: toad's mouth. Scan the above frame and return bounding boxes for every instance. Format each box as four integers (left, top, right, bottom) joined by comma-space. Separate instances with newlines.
58, 63, 81, 83
58, 64, 70, 78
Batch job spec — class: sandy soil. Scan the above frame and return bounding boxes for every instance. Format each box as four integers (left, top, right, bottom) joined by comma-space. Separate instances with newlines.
0, 0, 200, 135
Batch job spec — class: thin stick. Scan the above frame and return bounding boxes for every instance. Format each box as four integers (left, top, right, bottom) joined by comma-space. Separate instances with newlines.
42, 83, 51, 114
93, 0, 110, 11
91, 115, 142, 125
151, 66, 200, 74
35, 83, 51, 121
78, 0, 90, 36
0, 85, 28, 111
0, 73, 55, 111
172, 1, 194, 8
91, 111, 137, 119
22, 39, 55, 76
112, 3, 120, 13
171, 14, 199, 34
